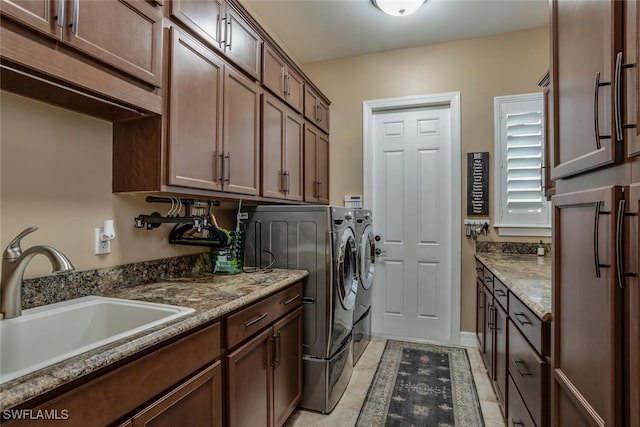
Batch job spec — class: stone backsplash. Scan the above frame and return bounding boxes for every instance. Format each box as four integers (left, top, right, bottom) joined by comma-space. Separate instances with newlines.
20, 252, 210, 310
476, 241, 551, 256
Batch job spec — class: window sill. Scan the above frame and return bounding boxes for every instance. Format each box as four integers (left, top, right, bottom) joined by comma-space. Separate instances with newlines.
494, 225, 551, 237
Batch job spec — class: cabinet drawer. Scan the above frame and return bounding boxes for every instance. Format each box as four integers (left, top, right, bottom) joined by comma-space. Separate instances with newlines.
494, 277, 509, 310
483, 268, 494, 291
226, 282, 302, 349
509, 321, 546, 427
508, 375, 537, 427
509, 295, 543, 353
10, 322, 221, 427
475, 259, 485, 279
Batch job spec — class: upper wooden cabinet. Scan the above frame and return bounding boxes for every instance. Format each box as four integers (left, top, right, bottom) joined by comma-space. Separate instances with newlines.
304, 123, 329, 204
167, 26, 225, 192
1, 0, 163, 87
624, 0, 640, 157
114, 27, 261, 197
170, 0, 262, 80
262, 43, 304, 113
262, 93, 304, 201
304, 86, 330, 134
550, 0, 623, 179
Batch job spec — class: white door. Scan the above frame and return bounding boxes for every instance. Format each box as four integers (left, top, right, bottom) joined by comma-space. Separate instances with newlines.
371, 105, 453, 342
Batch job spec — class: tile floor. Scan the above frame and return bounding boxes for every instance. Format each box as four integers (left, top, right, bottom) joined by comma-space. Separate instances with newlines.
285, 338, 506, 427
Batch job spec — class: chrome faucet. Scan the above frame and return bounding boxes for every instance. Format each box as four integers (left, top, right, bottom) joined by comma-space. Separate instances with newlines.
1, 227, 74, 319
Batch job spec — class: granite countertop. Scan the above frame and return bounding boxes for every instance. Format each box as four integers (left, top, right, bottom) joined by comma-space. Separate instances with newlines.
475, 252, 552, 321
0, 268, 308, 411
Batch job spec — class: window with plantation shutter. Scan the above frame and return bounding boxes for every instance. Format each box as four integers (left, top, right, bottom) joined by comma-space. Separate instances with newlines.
494, 93, 551, 236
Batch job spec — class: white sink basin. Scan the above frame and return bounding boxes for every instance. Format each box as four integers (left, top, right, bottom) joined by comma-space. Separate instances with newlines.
0, 296, 195, 383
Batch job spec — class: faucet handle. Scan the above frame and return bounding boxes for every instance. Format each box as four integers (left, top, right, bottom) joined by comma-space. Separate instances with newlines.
3, 226, 38, 260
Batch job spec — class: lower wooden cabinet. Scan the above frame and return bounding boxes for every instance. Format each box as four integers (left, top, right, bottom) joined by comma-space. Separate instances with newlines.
227, 306, 302, 427
475, 259, 550, 426
127, 361, 223, 427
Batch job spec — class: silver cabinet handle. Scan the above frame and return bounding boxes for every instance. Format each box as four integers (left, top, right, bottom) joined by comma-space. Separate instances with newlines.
71, 0, 79, 34
514, 312, 532, 326
244, 312, 268, 328
593, 71, 611, 150
283, 293, 300, 305
281, 171, 287, 193
218, 153, 225, 182
56, 0, 65, 27
219, 15, 226, 46
593, 200, 611, 278
226, 19, 232, 49
614, 52, 623, 142
513, 359, 531, 377
286, 171, 290, 193
225, 152, 231, 183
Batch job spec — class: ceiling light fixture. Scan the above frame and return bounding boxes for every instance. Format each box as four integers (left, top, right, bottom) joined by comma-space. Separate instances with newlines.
372, 0, 426, 17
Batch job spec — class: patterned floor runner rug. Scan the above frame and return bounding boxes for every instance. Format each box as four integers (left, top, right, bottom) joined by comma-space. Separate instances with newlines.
355, 340, 485, 427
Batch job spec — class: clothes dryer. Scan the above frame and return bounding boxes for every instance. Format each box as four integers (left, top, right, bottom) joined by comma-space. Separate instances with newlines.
353, 209, 375, 365
243, 205, 358, 413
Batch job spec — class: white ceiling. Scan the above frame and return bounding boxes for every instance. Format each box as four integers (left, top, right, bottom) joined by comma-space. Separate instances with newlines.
244, 0, 549, 64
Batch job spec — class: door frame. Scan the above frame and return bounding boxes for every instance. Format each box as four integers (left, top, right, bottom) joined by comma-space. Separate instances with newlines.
362, 92, 462, 344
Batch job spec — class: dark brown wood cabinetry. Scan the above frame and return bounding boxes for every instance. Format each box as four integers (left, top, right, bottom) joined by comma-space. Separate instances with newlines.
170, 0, 262, 81
552, 187, 623, 427
263, 43, 304, 113
304, 85, 330, 134
1, 0, 163, 87
262, 93, 304, 200
304, 124, 330, 204
167, 28, 225, 191
550, 1, 640, 425
475, 259, 550, 426
550, 0, 623, 179
226, 283, 303, 427
114, 27, 261, 197
2, 323, 223, 427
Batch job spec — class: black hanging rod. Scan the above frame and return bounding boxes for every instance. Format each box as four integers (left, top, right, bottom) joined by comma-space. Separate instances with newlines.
145, 196, 221, 207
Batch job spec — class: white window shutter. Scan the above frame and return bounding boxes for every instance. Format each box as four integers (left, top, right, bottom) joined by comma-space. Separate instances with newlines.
494, 93, 550, 235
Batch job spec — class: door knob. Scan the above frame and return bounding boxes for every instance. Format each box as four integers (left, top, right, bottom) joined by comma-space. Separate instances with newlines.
374, 235, 381, 241
375, 248, 387, 256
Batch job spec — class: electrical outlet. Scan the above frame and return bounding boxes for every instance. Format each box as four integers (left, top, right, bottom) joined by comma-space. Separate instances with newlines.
95, 228, 110, 255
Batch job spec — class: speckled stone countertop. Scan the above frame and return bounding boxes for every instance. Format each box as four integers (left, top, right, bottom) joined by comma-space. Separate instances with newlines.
475, 253, 552, 321
0, 269, 308, 411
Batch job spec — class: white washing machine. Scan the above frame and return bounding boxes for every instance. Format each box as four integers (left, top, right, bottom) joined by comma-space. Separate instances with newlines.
243, 205, 358, 413
353, 209, 375, 365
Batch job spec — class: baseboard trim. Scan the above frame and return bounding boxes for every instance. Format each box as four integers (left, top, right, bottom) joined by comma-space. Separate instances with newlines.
459, 331, 478, 348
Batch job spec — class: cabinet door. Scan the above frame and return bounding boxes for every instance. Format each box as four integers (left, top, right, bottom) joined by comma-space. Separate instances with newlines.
484, 292, 495, 378
262, 43, 286, 99
224, 7, 261, 81
273, 307, 302, 427
262, 93, 286, 199
476, 278, 486, 353
551, 0, 623, 179
625, 0, 640, 156
317, 131, 329, 204
628, 183, 640, 427
170, 0, 225, 53
285, 67, 304, 114
304, 86, 330, 134
131, 362, 223, 427
303, 124, 318, 203
0, 0, 61, 39
64, 0, 163, 87
304, 123, 329, 204
284, 111, 304, 201
494, 304, 507, 413
167, 28, 224, 191
223, 66, 261, 195
227, 328, 273, 427
552, 186, 623, 427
